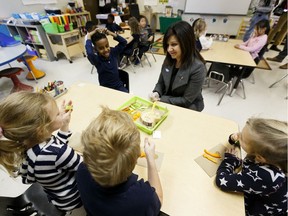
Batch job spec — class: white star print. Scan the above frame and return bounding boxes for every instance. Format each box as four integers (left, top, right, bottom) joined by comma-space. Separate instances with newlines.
264, 204, 274, 210
272, 203, 278, 207
261, 185, 267, 189
219, 177, 228, 186
244, 188, 262, 194
284, 192, 288, 198
247, 169, 262, 182
236, 180, 244, 188
260, 166, 285, 182
273, 185, 280, 190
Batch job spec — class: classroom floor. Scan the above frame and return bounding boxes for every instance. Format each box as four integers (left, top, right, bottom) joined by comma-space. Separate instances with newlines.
0, 35, 287, 214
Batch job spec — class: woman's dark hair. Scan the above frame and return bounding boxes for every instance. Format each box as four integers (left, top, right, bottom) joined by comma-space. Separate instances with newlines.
256, 19, 271, 35
163, 20, 205, 69
91, 32, 107, 45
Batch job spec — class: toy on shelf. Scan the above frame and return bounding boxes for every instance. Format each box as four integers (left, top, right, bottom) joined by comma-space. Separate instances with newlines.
37, 81, 67, 98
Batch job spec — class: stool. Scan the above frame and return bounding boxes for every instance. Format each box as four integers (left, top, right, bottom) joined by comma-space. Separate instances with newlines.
17, 55, 46, 80
0, 67, 34, 93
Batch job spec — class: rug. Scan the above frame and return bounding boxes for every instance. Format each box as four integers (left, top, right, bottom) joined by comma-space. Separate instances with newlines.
151, 36, 165, 55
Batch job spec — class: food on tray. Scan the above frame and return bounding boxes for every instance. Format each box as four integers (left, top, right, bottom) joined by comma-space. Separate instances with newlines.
203, 154, 218, 164
65, 105, 73, 112
204, 149, 221, 158
140, 108, 164, 127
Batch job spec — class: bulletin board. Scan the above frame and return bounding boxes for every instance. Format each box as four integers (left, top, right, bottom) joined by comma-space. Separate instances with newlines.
184, 0, 251, 15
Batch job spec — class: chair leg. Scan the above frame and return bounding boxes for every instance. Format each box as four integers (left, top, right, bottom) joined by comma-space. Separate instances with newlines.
217, 85, 229, 106
215, 84, 226, 93
144, 53, 151, 67
269, 74, 288, 88
240, 80, 246, 99
127, 58, 136, 73
150, 50, 156, 62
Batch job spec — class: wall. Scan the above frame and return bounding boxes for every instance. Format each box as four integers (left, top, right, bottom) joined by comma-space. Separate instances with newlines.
0, 0, 84, 19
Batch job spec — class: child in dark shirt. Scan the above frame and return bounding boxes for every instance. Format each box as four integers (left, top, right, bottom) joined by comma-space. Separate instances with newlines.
77, 107, 163, 216
85, 28, 128, 92
136, 15, 154, 65
106, 13, 124, 33
216, 117, 287, 216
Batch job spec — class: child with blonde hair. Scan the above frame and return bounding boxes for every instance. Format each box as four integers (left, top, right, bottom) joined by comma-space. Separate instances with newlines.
192, 18, 213, 51
0, 92, 82, 211
216, 117, 287, 215
77, 106, 163, 216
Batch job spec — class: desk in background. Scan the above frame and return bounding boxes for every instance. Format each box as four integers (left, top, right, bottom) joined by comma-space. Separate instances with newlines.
57, 82, 244, 216
201, 39, 256, 95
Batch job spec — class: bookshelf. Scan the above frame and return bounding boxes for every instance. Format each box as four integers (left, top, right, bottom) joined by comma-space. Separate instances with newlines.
4, 23, 54, 61
69, 12, 91, 37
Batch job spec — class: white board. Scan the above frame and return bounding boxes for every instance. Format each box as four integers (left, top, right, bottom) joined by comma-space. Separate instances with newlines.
184, 0, 251, 15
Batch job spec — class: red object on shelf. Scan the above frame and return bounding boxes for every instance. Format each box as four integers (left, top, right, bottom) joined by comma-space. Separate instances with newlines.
0, 67, 34, 93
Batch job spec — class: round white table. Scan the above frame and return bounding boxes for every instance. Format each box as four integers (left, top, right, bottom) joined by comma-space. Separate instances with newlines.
0, 44, 34, 92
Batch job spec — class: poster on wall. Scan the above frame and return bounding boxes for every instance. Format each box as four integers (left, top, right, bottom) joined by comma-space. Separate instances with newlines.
22, 0, 57, 5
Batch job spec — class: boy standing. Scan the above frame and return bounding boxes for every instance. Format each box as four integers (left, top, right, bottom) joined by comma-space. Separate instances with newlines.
76, 107, 163, 216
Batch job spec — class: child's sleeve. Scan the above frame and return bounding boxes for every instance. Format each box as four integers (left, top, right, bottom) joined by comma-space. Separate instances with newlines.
114, 34, 127, 54
215, 153, 280, 195
199, 35, 213, 50
85, 39, 98, 65
239, 36, 267, 53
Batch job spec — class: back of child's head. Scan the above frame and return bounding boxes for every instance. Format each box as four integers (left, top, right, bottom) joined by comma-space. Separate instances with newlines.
91, 31, 107, 46
192, 18, 207, 39
128, 16, 140, 34
246, 118, 287, 173
81, 106, 140, 187
255, 19, 270, 35
85, 21, 96, 33
107, 13, 114, 23
0, 92, 55, 174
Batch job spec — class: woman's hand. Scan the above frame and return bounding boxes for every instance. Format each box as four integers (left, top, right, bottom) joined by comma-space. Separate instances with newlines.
149, 92, 160, 102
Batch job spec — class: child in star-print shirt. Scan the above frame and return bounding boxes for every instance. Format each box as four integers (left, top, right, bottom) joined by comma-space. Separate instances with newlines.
216, 118, 287, 216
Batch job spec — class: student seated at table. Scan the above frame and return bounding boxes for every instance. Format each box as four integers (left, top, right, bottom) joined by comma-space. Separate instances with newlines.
135, 15, 154, 65
149, 21, 206, 112
119, 17, 140, 68
215, 117, 287, 216
192, 18, 213, 51
0, 92, 83, 212
86, 28, 128, 92
232, 19, 270, 77
76, 107, 163, 216
106, 13, 124, 33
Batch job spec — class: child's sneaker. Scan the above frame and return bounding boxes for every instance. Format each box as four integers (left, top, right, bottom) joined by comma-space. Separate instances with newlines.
134, 59, 140, 66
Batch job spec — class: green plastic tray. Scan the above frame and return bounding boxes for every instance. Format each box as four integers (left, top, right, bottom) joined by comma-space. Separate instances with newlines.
117, 96, 169, 135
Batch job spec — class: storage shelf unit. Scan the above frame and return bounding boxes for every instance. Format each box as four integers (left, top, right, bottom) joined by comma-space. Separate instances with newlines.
69, 12, 91, 37
4, 23, 54, 61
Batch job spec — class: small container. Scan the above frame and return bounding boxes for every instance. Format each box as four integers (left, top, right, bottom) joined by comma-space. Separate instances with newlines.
57, 24, 65, 33
56, 80, 64, 93
46, 89, 55, 97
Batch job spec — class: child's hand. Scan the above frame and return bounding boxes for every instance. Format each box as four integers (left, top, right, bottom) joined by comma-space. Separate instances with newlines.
225, 147, 241, 158
234, 44, 240, 49
60, 100, 73, 131
144, 138, 156, 162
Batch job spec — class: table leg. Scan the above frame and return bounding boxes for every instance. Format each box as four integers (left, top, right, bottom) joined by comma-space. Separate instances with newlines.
10, 75, 34, 93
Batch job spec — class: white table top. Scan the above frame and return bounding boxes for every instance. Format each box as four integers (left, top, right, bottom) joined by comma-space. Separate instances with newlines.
57, 82, 244, 215
0, 44, 27, 66
201, 39, 256, 67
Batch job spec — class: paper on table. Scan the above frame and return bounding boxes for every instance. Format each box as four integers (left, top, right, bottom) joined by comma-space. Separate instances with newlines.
194, 144, 226, 177
137, 151, 164, 172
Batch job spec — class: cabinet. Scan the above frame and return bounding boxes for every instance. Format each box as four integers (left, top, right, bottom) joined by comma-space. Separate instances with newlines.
159, 16, 182, 33
69, 12, 91, 37
4, 23, 54, 61
46, 30, 85, 63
